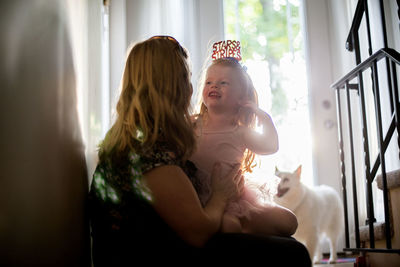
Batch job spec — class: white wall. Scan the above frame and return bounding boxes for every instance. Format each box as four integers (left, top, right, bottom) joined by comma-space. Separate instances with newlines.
302, 0, 350, 254
302, 0, 342, 195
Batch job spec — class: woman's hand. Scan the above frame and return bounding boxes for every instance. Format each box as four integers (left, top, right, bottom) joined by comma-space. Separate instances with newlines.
210, 163, 244, 203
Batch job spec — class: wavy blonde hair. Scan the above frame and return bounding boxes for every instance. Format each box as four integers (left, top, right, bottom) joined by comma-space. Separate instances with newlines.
196, 58, 259, 173
99, 36, 195, 161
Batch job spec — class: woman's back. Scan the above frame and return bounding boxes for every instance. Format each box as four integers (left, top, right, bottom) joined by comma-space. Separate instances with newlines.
88, 146, 198, 265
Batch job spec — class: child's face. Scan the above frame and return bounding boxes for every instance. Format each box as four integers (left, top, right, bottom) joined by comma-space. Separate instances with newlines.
202, 64, 243, 114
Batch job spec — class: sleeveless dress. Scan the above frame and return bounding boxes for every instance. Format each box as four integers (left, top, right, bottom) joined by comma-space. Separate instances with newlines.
189, 123, 264, 219
88, 141, 199, 265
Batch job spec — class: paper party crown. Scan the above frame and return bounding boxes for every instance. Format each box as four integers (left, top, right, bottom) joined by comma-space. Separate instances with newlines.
211, 40, 242, 61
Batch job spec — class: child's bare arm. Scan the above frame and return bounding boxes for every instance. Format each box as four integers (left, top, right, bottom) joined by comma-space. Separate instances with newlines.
240, 101, 279, 155
241, 204, 298, 237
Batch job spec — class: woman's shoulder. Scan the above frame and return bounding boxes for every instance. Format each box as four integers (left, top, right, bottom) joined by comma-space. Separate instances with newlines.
137, 141, 183, 173
90, 142, 183, 201
93, 141, 182, 181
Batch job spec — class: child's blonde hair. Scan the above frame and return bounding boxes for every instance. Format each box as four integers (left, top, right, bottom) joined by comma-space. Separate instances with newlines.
99, 36, 195, 161
196, 58, 259, 173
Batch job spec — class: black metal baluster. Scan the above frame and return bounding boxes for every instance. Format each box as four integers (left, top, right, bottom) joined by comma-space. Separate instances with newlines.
336, 88, 350, 248
379, 0, 395, 114
353, 32, 376, 247
345, 81, 361, 248
363, 0, 373, 56
356, 74, 375, 248
371, 61, 392, 249
389, 60, 400, 158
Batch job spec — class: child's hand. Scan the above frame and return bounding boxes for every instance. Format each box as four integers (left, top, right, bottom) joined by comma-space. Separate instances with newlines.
239, 100, 269, 125
240, 99, 278, 155
239, 100, 257, 113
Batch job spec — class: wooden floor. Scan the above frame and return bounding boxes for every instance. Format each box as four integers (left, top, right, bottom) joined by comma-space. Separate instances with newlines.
314, 263, 353, 267
312, 253, 357, 267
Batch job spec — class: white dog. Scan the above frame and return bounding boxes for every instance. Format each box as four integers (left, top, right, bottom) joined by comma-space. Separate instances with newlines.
274, 165, 344, 263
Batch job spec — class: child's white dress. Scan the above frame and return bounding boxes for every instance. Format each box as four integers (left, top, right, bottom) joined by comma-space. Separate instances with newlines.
189, 124, 264, 219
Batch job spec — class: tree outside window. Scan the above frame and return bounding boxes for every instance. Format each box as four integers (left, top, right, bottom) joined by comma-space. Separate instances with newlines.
224, 0, 313, 189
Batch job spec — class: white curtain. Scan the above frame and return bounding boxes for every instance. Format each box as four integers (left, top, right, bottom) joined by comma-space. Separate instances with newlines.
109, 0, 225, 121
66, 0, 110, 180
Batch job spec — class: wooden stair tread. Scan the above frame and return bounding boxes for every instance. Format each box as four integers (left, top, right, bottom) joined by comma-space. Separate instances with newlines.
359, 222, 387, 242
376, 169, 400, 190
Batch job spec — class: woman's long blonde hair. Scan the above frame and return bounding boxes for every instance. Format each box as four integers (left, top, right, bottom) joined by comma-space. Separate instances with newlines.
99, 37, 195, 161
196, 58, 259, 173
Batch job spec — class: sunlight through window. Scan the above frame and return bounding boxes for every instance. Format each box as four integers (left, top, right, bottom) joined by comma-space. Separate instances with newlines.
223, 0, 313, 190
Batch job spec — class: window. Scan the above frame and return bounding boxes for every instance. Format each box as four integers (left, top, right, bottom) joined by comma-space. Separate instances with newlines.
223, 0, 313, 189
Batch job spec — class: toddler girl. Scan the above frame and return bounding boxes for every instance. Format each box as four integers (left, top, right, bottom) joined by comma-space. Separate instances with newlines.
190, 55, 297, 236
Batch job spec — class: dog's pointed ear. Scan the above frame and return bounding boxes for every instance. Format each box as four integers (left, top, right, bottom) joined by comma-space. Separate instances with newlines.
295, 165, 302, 179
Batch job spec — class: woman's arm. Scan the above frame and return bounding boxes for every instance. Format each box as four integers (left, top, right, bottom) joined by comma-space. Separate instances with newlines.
240, 102, 279, 155
143, 163, 243, 247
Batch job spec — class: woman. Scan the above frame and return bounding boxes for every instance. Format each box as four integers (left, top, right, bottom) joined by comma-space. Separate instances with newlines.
88, 36, 244, 265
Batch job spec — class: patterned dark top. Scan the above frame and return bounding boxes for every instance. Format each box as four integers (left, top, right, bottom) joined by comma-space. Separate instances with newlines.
88, 141, 198, 265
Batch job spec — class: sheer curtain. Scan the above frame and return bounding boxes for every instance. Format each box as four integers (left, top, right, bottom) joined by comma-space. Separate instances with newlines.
66, 0, 106, 181
109, 0, 225, 119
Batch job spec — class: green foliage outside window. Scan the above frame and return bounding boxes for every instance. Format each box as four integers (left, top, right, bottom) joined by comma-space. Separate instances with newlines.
224, 0, 303, 124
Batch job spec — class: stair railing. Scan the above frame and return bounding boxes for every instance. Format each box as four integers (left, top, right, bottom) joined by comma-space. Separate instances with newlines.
330, 0, 400, 255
